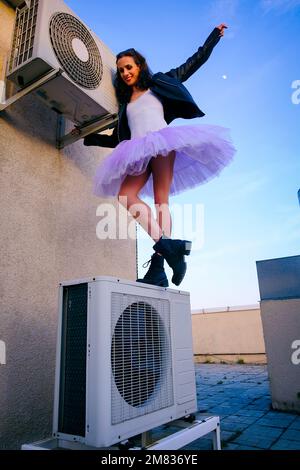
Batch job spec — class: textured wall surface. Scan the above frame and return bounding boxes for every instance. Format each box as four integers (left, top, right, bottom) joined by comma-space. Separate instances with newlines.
0, 2, 136, 449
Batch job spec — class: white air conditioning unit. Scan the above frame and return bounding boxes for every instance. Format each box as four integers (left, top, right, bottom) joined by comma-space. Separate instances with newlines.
6, 0, 118, 125
53, 276, 197, 448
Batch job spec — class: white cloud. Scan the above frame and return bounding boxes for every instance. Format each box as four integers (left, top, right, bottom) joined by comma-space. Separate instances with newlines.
202, 0, 242, 40
260, 0, 300, 14
269, 207, 300, 244
220, 171, 269, 202
206, 0, 240, 33
209, 0, 240, 18
196, 239, 264, 261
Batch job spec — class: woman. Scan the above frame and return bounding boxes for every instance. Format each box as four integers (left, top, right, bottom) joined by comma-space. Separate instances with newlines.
83, 23, 235, 288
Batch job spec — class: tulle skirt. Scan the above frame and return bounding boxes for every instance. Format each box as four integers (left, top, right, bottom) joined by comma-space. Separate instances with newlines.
93, 124, 236, 198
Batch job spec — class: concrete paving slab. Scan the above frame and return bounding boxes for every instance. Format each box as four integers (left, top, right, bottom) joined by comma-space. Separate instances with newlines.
279, 429, 300, 442
271, 439, 300, 450
193, 364, 300, 450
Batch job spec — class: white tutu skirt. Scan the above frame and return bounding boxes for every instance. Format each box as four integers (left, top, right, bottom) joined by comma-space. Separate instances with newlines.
93, 124, 236, 198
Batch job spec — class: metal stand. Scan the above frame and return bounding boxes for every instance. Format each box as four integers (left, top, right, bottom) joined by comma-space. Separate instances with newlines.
144, 415, 221, 450
141, 430, 152, 448
21, 414, 221, 451
0, 67, 118, 149
0, 68, 63, 112
56, 113, 118, 150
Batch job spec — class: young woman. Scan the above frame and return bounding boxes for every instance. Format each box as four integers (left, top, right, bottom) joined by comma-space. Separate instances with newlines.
83, 23, 235, 288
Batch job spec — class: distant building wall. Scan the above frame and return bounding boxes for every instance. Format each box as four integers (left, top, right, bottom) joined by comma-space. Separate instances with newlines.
192, 305, 266, 364
0, 2, 136, 449
257, 255, 300, 412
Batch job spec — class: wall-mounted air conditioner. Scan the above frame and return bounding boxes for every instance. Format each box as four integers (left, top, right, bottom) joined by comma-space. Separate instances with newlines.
6, 0, 118, 125
53, 276, 197, 448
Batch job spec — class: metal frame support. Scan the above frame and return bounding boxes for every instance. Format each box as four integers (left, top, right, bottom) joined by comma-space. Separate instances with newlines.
0, 66, 119, 150
56, 113, 118, 150
141, 431, 152, 448
212, 421, 221, 450
21, 415, 222, 451
0, 68, 63, 112
145, 415, 221, 451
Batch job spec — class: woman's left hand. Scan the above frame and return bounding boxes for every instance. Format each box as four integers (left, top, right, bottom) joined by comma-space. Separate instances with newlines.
217, 23, 228, 36
71, 126, 81, 136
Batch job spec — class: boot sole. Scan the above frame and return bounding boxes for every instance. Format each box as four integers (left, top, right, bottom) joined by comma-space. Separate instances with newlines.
153, 239, 191, 286
182, 241, 192, 256
172, 262, 187, 286
136, 278, 169, 288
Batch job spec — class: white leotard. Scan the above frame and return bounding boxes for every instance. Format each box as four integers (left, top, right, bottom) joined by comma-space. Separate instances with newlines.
126, 89, 168, 138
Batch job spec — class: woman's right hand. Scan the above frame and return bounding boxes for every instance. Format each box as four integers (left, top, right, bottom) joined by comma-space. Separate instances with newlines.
216, 23, 228, 36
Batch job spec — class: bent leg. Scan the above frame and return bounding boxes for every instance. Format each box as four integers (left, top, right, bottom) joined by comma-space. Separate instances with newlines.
151, 151, 176, 237
118, 167, 162, 242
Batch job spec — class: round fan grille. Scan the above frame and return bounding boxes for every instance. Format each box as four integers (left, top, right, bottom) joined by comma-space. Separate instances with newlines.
49, 12, 103, 89
111, 302, 165, 408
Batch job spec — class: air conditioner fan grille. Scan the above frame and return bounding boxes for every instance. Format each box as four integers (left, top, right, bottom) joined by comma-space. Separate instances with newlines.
49, 12, 103, 89
111, 295, 173, 425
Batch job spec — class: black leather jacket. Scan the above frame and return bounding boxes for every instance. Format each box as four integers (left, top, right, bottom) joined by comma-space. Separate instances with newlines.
84, 27, 221, 149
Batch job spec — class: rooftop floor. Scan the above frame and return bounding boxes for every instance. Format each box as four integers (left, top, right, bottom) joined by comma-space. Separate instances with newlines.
183, 364, 300, 450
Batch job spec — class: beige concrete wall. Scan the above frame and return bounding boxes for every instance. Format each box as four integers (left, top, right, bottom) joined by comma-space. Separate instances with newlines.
192, 306, 266, 364
0, 2, 136, 449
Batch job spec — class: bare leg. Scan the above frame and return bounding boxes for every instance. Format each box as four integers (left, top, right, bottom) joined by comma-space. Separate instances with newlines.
118, 166, 163, 242
150, 151, 176, 238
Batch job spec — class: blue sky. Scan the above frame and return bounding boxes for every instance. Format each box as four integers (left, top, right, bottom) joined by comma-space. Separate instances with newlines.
67, 0, 300, 309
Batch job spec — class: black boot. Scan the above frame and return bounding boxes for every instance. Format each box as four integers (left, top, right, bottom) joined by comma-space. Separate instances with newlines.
153, 236, 192, 286
136, 252, 169, 287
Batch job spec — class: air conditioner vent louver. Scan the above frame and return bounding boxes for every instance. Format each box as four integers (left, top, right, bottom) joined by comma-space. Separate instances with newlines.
49, 12, 103, 89
111, 294, 173, 425
8, 0, 39, 72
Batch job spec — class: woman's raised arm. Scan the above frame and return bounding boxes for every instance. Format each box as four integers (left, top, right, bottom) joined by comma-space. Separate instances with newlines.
165, 24, 227, 83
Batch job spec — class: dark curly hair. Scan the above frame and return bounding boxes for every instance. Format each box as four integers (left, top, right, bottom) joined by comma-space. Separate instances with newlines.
114, 48, 153, 105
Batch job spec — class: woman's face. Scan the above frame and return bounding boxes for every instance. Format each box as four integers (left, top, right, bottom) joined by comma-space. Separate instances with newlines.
117, 55, 141, 87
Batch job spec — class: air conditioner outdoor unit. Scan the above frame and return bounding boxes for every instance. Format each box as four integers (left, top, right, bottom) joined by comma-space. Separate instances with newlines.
53, 276, 197, 448
6, 0, 118, 125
